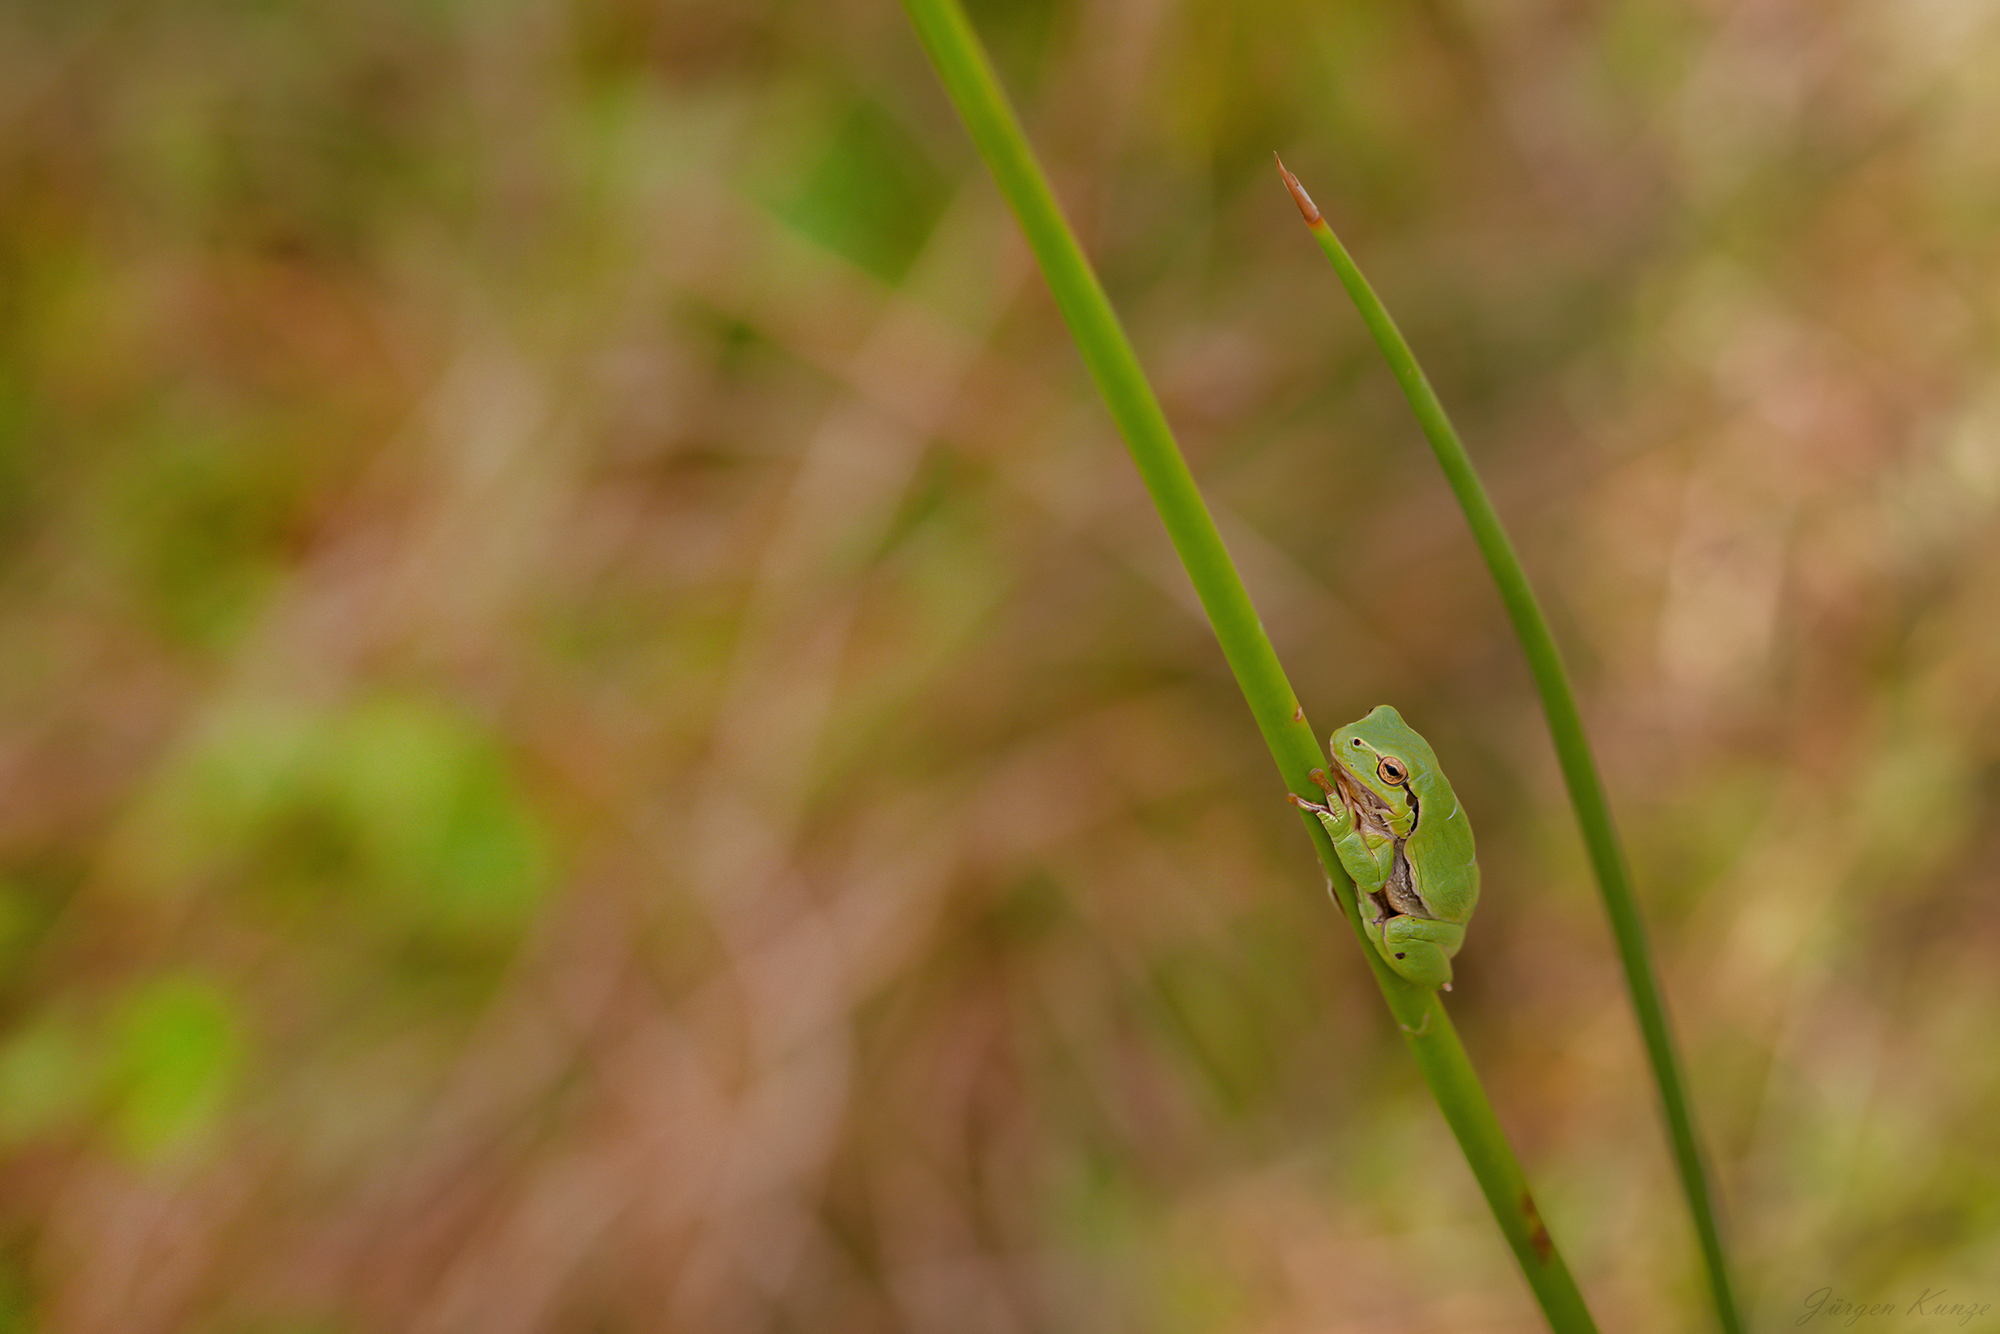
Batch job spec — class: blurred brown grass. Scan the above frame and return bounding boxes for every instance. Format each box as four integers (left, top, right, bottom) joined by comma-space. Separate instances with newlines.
3, 1, 1999, 1330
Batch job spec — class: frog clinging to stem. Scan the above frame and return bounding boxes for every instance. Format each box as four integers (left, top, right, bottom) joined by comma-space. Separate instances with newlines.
1290, 705, 1479, 990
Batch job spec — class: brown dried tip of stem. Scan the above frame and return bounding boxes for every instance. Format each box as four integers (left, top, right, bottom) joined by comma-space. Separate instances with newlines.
1274, 153, 1321, 225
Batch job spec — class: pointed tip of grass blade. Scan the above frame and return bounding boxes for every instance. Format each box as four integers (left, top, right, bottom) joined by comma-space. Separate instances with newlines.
1274, 153, 1322, 226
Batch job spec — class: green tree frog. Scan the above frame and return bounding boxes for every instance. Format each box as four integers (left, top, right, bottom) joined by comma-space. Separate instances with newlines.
1290, 705, 1478, 989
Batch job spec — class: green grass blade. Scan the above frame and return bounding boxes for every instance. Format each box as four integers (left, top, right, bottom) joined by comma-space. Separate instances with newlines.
897, 1, 1601, 1328
1278, 159, 1744, 1334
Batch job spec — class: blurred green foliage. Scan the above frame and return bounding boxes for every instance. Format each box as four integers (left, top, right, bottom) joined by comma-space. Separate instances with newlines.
777, 99, 952, 284
108, 973, 241, 1161
125, 693, 550, 999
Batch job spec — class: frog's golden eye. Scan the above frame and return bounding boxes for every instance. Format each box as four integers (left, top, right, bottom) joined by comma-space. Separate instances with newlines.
1377, 756, 1408, 786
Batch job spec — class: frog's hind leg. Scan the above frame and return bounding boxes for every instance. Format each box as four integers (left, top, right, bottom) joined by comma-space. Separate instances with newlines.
1378, 915, 1464, 991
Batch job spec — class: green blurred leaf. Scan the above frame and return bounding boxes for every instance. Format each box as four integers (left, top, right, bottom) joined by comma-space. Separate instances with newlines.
327, 696, 549, 939
109, 974, 242, 1161
99, 429, 304, 649
0, 1010, 98, 1145
776, 97, 950, 284
129, 694, 549, 961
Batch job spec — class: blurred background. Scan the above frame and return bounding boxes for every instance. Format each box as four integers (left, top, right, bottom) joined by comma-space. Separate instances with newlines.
3, 0, 1998, 1330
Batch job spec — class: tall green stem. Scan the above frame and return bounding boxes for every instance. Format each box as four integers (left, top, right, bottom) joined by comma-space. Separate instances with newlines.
897, 1, 1600, 1328
1278, 159, 1743, 1334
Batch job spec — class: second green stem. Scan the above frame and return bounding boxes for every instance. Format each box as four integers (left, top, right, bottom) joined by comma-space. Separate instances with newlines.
1279, 157, 1743, 1334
